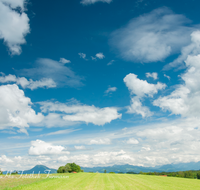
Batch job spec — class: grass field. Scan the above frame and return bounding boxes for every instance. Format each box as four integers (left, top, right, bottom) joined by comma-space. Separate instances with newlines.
1, 173, 200, 190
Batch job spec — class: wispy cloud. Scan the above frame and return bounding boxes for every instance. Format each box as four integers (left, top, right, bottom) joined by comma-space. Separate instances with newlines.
59, 58, 71, 64
74, 145, 86, 150
146, 72, 158, 80
40, 128, 81, 137
0, 73, 56, 90
105, 86, 117, 94
78, 53, 87, 60
110, 7, 195, 63
107, 60, 115, 66
88, 138, 111, 145
164, 74, 170, 80
80, 0, 112, 5
19, 58, 84, 88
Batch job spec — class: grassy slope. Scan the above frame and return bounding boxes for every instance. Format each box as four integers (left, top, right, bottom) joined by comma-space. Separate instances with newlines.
4, 173, 200, 190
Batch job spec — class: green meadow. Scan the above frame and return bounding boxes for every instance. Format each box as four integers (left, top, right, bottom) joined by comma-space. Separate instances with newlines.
1, 173, 200, 190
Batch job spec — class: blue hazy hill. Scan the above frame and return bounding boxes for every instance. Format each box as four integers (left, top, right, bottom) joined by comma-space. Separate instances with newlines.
82, 162, 200, 173
23, 165, 57, 174
2, 165, 57, 174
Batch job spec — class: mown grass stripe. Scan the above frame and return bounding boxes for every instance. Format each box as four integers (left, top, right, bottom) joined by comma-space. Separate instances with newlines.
3, 173, 200, 190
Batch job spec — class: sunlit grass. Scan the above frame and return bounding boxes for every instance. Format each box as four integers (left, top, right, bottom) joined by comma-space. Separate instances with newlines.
1, 173, 200, 190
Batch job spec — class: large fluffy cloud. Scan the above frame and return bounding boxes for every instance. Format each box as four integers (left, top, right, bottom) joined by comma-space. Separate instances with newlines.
124, 73, 166, 97
39, 100, 121, 126
29, 140, 70, 156
154, 32, 200, 117
110, 7, 195, 63
154, 55, 200, 117
0, 0, 30, 55
124, 73, 166, 117
0, 74, 56, 90
164, 30, 200, 70
0, 155, 13, 163
0, 84, 43, 134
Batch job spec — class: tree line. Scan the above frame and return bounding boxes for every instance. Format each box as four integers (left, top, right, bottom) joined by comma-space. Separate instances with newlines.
140, 170, 200, 179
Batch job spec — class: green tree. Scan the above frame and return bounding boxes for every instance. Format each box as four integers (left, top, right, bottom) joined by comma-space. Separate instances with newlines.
197, 172, 200, 179
178, 171, 184, 177
57, 166, 67, 173
57, 163, 81, 173
69, 163, 81, 172
104, 170, 107, 173
65, 163, 72, 173
184, 171, 193, 178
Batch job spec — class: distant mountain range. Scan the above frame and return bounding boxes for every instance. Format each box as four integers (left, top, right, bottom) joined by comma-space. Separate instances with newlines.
2, 162, 200, 174
3, 165, 57, 174
82, 162, 200, 173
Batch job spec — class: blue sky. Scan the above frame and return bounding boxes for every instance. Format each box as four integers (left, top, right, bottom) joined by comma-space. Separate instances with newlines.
1, 0, 200, 170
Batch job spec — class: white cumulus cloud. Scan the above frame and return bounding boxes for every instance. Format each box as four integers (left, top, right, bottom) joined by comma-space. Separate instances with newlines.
95, 52, 105, 59
124, 73, 166, 98
0, 84, 44, 134
0, 155, 13, 163
127, 97, 152, 118
0, 74, 56, 90
154, 32, 200, 117
154, 54, 200, 117
29, 140, 70, 156
164, 30, 200, 70
124, 73, 166, 117
0, 0, 30, 55
39, 100, 121, 126
58, 156, 69, 162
